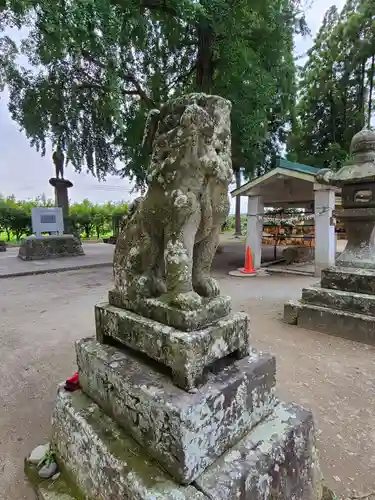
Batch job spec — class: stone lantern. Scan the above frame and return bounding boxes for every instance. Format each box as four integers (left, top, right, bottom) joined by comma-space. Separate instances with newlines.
284, 128, 375, 346
318, 127, 375, 268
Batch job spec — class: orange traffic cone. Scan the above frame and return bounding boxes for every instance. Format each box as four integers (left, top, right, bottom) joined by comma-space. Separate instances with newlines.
240, 246, 257, 275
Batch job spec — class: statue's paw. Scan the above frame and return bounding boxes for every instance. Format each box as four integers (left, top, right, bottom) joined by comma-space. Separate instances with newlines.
170, 291, 203, 311
130, 275, 154, 298
193, 277, 220, 298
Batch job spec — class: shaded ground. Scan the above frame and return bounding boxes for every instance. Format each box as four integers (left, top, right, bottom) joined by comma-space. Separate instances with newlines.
1, 250, 374, 499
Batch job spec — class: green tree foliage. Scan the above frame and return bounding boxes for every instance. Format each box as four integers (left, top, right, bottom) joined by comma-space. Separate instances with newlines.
0, 194, 128, 241
288, 0, 375, 169
1, 0, 303, 188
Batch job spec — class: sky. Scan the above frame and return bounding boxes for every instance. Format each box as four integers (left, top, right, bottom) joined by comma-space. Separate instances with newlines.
0, 0, 346, 213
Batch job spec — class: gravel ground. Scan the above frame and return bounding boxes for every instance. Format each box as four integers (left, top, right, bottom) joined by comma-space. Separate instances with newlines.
1, 255, 374, 499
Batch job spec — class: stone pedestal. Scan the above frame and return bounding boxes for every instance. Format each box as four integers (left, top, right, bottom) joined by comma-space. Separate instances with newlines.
49, 177, 73, 233
26, 293, 322, 499
285, 266, 375, 345
18, 235, 84, 260
285, 128, 375, 345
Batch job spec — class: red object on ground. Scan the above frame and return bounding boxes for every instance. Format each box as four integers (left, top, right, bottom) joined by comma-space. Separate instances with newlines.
240, 246, 257, 275
64, 372, 80, 392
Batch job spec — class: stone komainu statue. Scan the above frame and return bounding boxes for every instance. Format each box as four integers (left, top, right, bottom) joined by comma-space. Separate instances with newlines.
113, 93, 233, 310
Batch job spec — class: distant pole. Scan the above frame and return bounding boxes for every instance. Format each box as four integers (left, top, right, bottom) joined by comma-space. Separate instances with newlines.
234, 167, 243, 237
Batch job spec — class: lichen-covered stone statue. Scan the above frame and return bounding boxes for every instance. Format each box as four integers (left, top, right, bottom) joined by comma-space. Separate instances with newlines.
114, 93, 233, 310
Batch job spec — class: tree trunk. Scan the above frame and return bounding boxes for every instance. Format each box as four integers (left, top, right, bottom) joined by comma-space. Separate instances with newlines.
368, 55, 375, 128
358, 60, 366, 129
330, 88, 336, 142
234, 167, 242, 237
196, 21, 214, 93
342, 71, 348, 147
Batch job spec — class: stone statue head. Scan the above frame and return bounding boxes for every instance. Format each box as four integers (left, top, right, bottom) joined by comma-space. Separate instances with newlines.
145, 94, 233, 186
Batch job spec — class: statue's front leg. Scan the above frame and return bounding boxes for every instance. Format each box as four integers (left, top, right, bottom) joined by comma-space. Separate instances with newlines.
164, 208, 202, 310
192, 226, 221, 298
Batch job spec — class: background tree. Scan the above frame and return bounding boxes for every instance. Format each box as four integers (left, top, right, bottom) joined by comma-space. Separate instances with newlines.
0, 0, 306, 236
0, 194, 129, 241
288, 0, 375, 168
1, 0, 303, 235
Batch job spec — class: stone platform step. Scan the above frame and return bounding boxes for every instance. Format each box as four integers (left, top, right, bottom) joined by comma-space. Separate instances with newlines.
302, 285, 375, 317
284, 300, 375, 346
52, 388, 206, 500
95, 302, 250, 391
76, 338, 276, 484
108, 289, 233, 331
321, 266, 375, 295
195, 401, 322, 500
51, 387, 322, 500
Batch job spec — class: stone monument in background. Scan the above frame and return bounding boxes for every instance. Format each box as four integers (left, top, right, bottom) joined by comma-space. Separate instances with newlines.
49, 145, 74, 233
25, 94, 323, 499
285, 128, 375, 346
18, 146, 84, 261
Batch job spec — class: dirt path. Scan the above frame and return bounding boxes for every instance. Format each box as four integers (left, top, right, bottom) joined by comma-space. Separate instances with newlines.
1, 265, 374, 499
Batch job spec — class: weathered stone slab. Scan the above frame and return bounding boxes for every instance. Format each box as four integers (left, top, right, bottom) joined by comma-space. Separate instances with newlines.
76, 338, 277, 484
321, 266, 375, 295
195, 401, 323, 500
302, 285, 375, 317
108, 289, 232, 331
95, 303, 250, 391
288, 301, 375, 346
52, 387, 207, 500
18, 235, 84, 261
284, 300, 301, 325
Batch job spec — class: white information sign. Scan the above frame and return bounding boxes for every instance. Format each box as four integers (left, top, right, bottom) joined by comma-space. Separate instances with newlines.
31, 207, 64, 237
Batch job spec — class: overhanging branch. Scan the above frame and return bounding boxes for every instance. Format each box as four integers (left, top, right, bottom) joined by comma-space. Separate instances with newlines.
140, 0, 177, 16
167, 63, 197, 90
109, 0, 178, 16
80, 50, 156, 108
123, 73, 157, 107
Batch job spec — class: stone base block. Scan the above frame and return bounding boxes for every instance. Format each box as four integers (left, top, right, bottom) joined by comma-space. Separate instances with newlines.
50, 388, 322, 500
284, 300, 375, 346
51, 387, 208, 500
195, 401, 323, 500
321, 266, 375, 295
284, 300, 300, 325
76, 338, 277, 484
95, 303, 251, 391
18, 235, 84, 261
108, 289, 232, 331
302, 285, 375, 317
